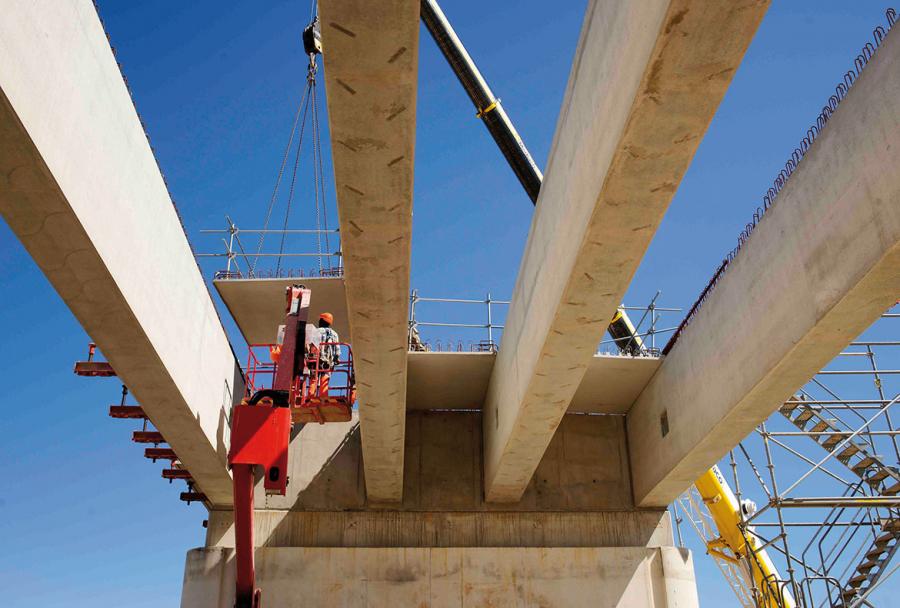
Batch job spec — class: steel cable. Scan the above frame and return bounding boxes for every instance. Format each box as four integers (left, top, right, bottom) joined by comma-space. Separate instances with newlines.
311, 70, 333, 271
252, 85, 310, 274
276, 78, 314, 273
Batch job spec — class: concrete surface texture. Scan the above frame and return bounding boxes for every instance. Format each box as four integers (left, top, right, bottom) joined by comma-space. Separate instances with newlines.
406, 351, 662, 413
204, 509, 673, 551
627, 26, 900, 507
482, 0, 770, 502
187, 411, 691, 605
0, 0, 241, 505
319, 0, 419, 503
237, 411, 636, 512
181, 546, 699, 608
214, 276, 351, 344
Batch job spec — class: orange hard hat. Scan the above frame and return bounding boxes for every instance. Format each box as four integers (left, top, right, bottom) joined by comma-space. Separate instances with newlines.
319, 312, 334, 325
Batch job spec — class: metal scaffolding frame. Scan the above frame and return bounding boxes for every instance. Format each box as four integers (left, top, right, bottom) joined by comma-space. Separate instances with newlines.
675, 309, 900, 608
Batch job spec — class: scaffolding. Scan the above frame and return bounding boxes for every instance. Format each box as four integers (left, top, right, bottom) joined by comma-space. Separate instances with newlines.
675, 309, 900, 608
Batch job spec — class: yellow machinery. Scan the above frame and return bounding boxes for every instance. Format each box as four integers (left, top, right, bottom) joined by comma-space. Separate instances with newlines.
608, 307, 645, 355
693, 466, 796, 608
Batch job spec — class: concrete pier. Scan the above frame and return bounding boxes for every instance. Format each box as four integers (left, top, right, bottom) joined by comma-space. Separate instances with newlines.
180, 412, 698, 607
182, 546, 697, 607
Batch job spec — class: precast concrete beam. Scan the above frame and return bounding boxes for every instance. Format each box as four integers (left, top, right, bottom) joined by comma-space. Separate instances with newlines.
628, 28, 900, 507
0, 1, 241, 505
483, 0, 769, 501
319, 0, 419, 502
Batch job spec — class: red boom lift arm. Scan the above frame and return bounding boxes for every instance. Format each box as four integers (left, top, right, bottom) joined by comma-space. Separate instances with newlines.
227, 285, 352, 607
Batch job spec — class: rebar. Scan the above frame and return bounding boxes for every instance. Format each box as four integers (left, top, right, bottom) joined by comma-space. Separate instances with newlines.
664, 10, 898, 355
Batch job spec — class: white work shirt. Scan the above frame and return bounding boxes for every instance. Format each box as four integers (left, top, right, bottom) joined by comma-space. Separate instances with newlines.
318, 326, 340, 366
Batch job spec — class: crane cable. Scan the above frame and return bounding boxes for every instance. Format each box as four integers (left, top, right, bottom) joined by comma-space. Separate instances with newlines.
311, 58, 333, 272
307, 1, 331, 271
252, 46, 330, 276
275, 62, 314, 274
251, 82, 309, 275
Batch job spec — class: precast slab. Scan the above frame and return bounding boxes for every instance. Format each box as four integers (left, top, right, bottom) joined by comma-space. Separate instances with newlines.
405, 351, 661, 414
213, 277, 350, 345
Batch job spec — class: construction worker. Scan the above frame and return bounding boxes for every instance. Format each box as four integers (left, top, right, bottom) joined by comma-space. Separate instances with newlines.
315, 312, 340, 397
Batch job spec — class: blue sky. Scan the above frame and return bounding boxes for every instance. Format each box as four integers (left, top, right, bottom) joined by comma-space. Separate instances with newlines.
0, 1, 897, 606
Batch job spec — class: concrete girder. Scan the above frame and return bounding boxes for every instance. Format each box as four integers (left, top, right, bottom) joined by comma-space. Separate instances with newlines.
319, 0, 419, 502
482, 0, 770, 502
628, 27, 900, 507
0, 1, 241, 505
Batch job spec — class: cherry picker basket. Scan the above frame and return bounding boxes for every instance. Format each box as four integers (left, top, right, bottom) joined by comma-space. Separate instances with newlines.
243, 341, 356, 424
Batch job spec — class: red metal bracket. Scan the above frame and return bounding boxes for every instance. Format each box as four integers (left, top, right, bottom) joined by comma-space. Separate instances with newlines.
109, 405, 146, 419
180, 491, 207, 504
144, 447, 177, 462
132, 431, 165, 444
162, 468, 192, 480
73, 343, 116, 377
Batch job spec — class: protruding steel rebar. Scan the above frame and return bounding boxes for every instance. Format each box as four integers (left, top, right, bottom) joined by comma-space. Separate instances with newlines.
665, 10, 898, 354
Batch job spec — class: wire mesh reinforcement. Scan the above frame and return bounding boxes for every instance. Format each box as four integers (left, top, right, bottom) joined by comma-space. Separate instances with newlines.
663, 9, 898, 356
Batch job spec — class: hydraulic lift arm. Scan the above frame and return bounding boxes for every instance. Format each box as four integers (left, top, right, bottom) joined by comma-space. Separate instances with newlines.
421, 0, 645, 354
228, 287, 308, 608
227, 285, 353, 607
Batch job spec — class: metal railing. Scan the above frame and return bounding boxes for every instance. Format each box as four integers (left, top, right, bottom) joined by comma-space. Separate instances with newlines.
598, 291, 681, 356
241, 342, 355, 404
408, 290, 508, 353
196, 216, 342, 279
407, 289, 681, 356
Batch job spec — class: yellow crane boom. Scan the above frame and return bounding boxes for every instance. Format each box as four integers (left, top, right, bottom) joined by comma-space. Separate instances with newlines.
693, 466, 796, 608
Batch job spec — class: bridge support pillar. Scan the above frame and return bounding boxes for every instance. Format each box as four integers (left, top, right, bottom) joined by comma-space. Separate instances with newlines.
180, 412, 698, 607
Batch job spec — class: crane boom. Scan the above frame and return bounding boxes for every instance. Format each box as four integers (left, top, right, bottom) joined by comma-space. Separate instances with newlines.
420, 0, 542, 203
420, 0, 646, 354
693, 466, 796, 608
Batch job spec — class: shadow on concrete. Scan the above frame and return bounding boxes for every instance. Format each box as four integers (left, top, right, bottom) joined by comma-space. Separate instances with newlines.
261, 411, 669, 549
